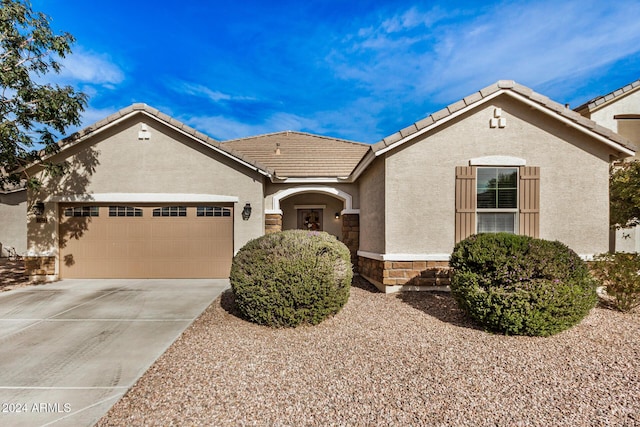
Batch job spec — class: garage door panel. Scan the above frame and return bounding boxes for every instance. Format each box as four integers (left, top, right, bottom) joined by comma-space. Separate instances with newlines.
59, 205, 233, 279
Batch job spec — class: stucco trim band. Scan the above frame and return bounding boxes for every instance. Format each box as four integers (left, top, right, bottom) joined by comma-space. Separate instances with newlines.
272, 186, 355, 212
45, 193, 239, 203
357, 251, 451, 261
469, 155, 526, 166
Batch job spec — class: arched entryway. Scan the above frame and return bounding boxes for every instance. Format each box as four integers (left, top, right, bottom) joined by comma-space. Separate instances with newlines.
266, 186, 360, 267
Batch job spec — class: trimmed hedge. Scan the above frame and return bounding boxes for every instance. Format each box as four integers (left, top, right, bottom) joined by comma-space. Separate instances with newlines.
450, 233, 597, 336
230, 230, 352, 327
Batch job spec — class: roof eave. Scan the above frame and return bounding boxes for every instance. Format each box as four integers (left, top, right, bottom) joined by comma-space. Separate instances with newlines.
373, 89, 635, 159
22, 106, 274, 178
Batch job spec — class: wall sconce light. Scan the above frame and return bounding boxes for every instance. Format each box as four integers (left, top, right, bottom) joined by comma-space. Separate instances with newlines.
32, 201, 45, 217
242, 202, 252, 220
335, 212, 340, 219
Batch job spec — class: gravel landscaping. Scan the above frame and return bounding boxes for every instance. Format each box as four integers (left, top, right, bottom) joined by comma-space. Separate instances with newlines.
96, 276, 640, 426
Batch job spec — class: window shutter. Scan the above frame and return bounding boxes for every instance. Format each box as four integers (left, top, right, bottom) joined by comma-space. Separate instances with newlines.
455, 166, 476, 243
519, 166, 540, 237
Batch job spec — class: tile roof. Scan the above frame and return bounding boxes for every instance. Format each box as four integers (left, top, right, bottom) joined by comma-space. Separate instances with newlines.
574, 78, 640, 113
0, 181, 26, 194
372, 80, 635, 155
222, 131, 370, 178
54, 103, 275, 176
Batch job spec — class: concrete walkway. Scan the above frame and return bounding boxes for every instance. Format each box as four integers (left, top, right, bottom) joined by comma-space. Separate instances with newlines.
0, 279, 228, 426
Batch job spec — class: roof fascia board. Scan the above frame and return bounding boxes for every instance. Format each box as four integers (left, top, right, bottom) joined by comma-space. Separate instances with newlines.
505, 91, 636, 157
137, 111, 272, 178
374, 89, 634, 158
0, 187, 26, 194
374, 90, 506, 157
26, 110, 272, 178
576, 83, 640, 114
349, 149, 377, 182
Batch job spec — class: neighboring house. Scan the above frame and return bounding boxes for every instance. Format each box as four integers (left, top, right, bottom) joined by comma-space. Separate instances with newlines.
0, 183, 27, 257
4, 80, 634, 292
575, 78, 640, 253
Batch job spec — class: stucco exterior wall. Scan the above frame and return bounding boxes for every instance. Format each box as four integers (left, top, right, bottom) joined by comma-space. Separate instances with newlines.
27, 116, 265, 262
0, 190, 27, 256
384, 95, 612, 258
358, 156, 385, 254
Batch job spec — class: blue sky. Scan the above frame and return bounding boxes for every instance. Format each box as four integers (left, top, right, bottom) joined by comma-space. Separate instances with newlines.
31, 0, 640, 143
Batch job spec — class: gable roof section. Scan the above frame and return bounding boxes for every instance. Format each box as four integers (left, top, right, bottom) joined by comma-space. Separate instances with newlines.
45, 103, 274, 178
223, 131, 370, 180
370, 80, 635, 159
574, 78, 640, 114
0, 181, 26, 194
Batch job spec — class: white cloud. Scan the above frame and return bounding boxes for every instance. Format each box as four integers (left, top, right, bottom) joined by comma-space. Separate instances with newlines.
58, 49, 125, 86
184, 112, 320, 141
330, 0, 640, 108
169, 80, 254, 104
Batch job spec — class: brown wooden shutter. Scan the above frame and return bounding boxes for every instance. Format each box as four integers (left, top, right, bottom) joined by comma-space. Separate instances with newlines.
519, 166, 540, 237
455, 166, 476, 243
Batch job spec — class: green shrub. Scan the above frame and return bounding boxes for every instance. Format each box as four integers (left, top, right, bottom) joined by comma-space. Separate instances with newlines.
591, 252, 640, 312
450, 233, 597, 336
230, 230, 352, 327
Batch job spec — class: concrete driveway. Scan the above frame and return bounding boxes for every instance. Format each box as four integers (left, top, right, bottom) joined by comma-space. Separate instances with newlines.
0, 278, 228, 427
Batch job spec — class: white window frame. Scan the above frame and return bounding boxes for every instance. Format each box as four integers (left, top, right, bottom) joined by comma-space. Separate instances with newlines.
476, 167, 519, 234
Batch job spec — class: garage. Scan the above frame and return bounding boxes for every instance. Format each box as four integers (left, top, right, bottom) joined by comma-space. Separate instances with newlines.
58, 204, 233, 279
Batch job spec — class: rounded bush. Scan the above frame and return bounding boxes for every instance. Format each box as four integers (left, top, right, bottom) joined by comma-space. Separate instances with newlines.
230, 230, 352, 327
450, 233, 597, 336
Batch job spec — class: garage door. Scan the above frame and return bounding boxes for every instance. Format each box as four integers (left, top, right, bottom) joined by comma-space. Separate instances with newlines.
59, 205, 233, 278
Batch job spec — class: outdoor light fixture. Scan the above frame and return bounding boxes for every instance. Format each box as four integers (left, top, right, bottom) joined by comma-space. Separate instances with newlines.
32, 201, 45, 217
242, 202, 252, 220
335, 212, 340, 219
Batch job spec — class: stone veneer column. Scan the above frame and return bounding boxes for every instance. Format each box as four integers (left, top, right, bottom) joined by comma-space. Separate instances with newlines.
265, 213, 282, 234
24, 256, 56, 278
341, 214, 359, 270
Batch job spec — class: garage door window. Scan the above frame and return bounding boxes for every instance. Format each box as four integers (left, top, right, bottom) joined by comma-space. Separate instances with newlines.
64, 206, 99, 217
197, 206, 231, 217
109, 206, 143, 217
152, 206, 187, 217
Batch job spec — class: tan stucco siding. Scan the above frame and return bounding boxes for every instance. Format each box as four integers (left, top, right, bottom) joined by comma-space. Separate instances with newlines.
27, 117, 265, 259
385, 96, 612, 257
0, 190, 27, 256
358, 157, 385, 254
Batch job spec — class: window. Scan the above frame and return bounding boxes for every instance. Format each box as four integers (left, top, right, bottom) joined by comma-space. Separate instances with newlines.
152, 206, 187, 217
109, 206, 143, 217
64, 206, 99, 217
455, 165, 539, 243
196, 206, 231, 217
476, 167, 518, 233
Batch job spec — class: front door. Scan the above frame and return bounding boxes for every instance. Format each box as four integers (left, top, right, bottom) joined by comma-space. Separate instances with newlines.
297, 209, 323, 231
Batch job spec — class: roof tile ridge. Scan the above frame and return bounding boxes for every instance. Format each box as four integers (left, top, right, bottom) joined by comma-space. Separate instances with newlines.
222, 130, 293, 143
223, 130, 369, 146
284, 130, 370, 146
574, 77, 640, 112
374, 81, 504, 150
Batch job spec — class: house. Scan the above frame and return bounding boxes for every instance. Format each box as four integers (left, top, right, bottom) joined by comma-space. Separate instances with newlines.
575, 78, 640, 253
0, 183, 27, 257
2, 80, 634, 292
